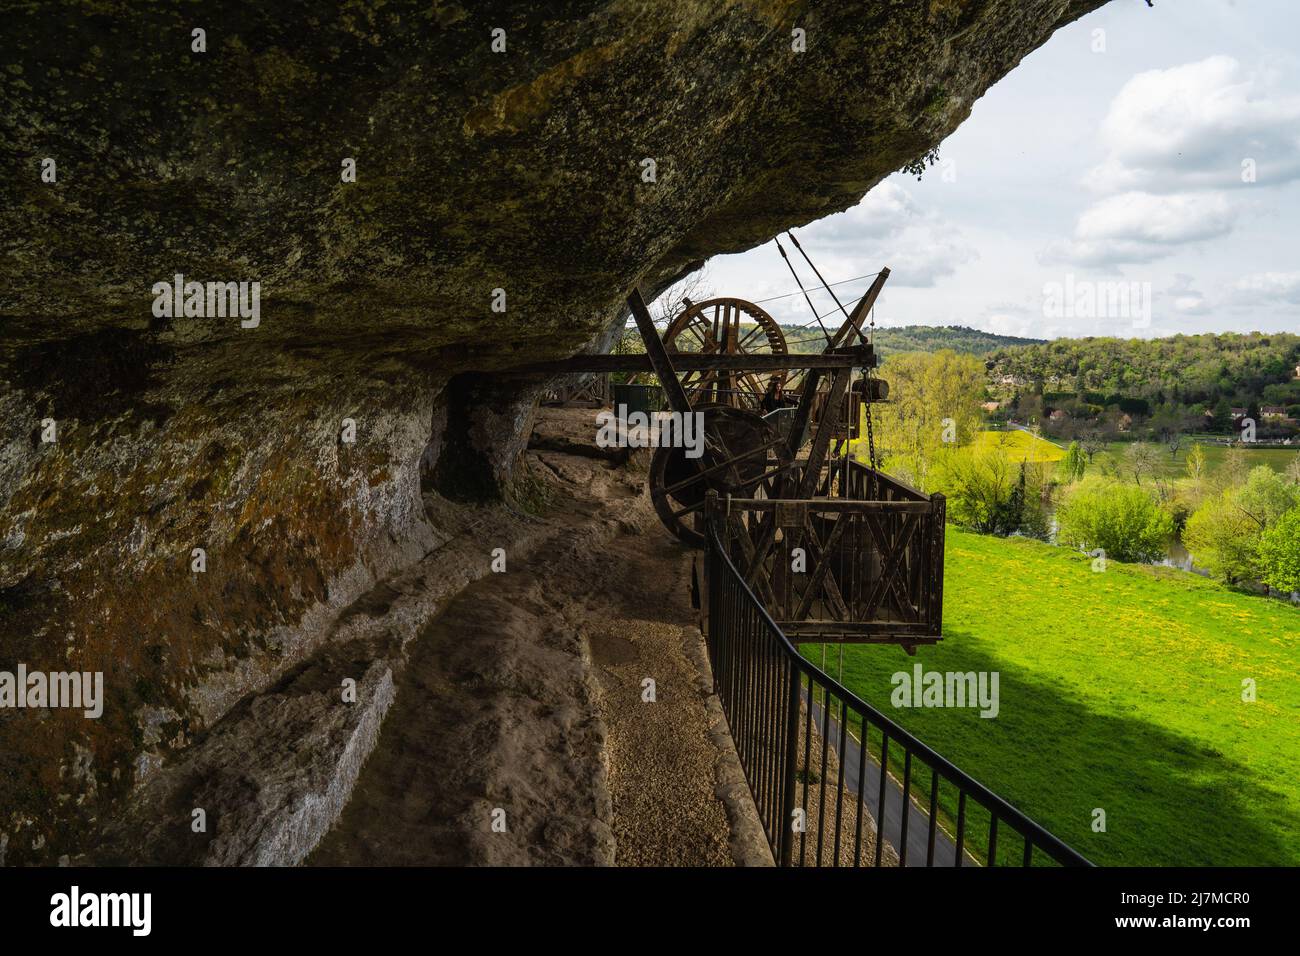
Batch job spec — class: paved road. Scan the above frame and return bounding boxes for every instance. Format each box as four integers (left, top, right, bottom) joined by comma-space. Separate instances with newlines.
807, 696, 976, 867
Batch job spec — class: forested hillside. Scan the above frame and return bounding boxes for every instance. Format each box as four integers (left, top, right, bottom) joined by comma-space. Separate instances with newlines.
987, 333, 1300, 409
781, 324, 1044, 356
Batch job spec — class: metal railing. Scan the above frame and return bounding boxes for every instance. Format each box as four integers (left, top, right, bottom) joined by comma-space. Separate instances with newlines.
703, 499, 1091, 868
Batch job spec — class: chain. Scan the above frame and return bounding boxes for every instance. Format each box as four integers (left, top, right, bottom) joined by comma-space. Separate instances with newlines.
865, 307, 879, 470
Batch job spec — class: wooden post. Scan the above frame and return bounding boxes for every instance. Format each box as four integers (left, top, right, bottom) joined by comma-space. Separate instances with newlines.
627, 288, 693, 415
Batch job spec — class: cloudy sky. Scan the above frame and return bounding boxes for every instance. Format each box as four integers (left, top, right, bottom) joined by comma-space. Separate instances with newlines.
700, 0, 1300, 341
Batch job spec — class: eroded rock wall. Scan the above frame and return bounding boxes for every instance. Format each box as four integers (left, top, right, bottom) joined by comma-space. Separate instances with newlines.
0, 0, 1107, 863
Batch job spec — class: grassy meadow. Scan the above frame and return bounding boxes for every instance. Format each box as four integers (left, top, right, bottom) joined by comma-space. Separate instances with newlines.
974, 429, 1297, 479
1091, 439, 1297, 480
806, 527, 1300, 866
971, 429, 1066, 464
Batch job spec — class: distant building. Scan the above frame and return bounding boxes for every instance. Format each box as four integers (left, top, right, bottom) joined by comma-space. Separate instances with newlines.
1231, 408, 1248, 419
1262, 406, 1288, 419
1049, 409, 1069, 421
981, 401, 1001, 414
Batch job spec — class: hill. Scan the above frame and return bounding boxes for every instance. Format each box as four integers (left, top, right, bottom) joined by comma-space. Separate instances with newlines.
986, 332, 1300, 409
781, 323, 1045, 357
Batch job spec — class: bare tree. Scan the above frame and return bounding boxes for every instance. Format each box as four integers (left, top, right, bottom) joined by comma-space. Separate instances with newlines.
1125, 441, 1159, 486
650, 267, 712, 326
1079, 429, 1106, 463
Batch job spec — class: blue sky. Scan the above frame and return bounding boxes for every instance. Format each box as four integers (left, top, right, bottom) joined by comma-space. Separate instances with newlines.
700, 0, 1300, 340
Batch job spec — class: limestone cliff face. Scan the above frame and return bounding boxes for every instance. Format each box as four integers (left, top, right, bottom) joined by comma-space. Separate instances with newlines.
0, 0, 1107, 863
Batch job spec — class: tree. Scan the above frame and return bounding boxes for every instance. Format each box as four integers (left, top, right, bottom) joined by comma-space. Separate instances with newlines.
1079, 429, 1106, 463
1163, 430, 1185, 460
873, 350, 986, 489
928, 445, 1049, 537
1184, 492, 1262, 584
1218, 447, 1249, 490
1185, 444, 1207, 485
1055, 477, 1174, 563
1259, 508, 1300, 594
650, 267, 711, 326
1185, 467, 1298, 584
1058, 441, 1086, 482
1235, 465, 1298, 529
1124, 441, 1159, 486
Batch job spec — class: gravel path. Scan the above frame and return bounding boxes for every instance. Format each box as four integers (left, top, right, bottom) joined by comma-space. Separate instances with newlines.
311, 409, 761, 865
582, 533, 735, 866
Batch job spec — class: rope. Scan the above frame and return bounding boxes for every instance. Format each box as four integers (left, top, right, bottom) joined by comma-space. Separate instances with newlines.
774, 238, 833, 347
787, 231, 868, 347
750, 271, 882, 306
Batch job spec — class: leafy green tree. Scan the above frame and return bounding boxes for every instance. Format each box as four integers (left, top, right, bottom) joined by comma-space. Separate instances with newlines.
1058, 441, 1086, 482
1237, 465, 1299, 526
1055, 477, 1174, 563
1258, 508, 1300, 594
873, 350, 985, 488
1185, 493, 1262, 584
1185, 468, 1298, 584
1185, 444, 1207, 484
928, 446, 1048, 537
1217, 447, 1249, 491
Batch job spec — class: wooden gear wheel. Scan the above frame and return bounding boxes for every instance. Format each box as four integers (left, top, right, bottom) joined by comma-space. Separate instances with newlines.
648, 403, 792, 547
663, 297, 788, 410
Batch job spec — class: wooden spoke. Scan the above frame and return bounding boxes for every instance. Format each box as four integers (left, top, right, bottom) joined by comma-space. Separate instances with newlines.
663, 297, 788, 411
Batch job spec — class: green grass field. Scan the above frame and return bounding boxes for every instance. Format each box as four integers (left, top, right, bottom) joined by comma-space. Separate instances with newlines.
1091, 440, 1297, 480
807, 528, 1300, 866
972, 429, 1066, 464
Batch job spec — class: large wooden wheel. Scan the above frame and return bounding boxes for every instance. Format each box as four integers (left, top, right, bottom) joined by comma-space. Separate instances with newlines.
648, 403, 791, 547
663, 297, 788, 410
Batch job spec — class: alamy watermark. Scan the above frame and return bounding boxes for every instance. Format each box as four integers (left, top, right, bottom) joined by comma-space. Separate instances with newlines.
1043, 275, 1151, 328
596, 406, 704, 459
0, 664, 103, 718
50, 886, 150, 936
151, 273, 260, 328
890, 664, 999, 718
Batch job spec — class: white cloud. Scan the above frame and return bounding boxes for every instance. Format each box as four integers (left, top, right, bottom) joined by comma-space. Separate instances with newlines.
774, 182, 977, 299
1044, 191, 1235, 267
1084, 55, 1300, 193
1229, 271, 1300, 306
808, 182, 922, 241
1077, 192, 1235, 243
1168, 274, 1210, 314
1048, 56, 1298, 270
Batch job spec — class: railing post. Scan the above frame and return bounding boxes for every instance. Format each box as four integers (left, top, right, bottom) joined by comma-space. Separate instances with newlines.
780, 657, 801, 866
929, 493, 946, 634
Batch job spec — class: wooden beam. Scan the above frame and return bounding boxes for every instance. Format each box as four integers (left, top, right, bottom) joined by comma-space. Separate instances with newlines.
829, 267, 890, 349
626, 288, 693, 415
506, 346, 874, 376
